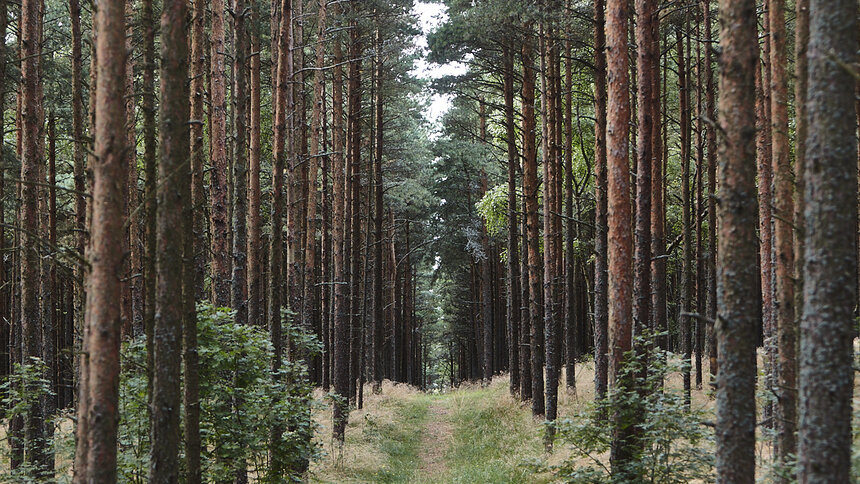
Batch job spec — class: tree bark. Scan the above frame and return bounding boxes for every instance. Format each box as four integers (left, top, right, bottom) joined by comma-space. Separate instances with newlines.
76, 0, 128, 476
150, 0, 190, 478
768, 0, 797, 465
210, 0, 231, 306
797, 0, 857, 478
592, 0, 609, 402
331, 2, 350, 440
714, 0, 758, 476
522, 21, 544, 417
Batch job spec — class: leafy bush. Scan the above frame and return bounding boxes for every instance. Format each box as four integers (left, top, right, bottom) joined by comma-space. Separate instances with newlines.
118, 304, 319, 483
550, 342, 714, 483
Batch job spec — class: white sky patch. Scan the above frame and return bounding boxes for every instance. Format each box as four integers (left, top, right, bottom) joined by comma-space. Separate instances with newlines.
411, 1, 468, 129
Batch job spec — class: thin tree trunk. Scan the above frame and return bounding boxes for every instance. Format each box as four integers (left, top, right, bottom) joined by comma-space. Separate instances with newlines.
210, 0, 230, 306
371, 21, 384, 394
248, 14, 263, 329
522, 21, 544, 417
768, 0, 797, 466
504, 43, 521, 397
331, 1, 350, 440
20, 0, 47, 471
267, 0, 290, 469
592, 0, 609, 402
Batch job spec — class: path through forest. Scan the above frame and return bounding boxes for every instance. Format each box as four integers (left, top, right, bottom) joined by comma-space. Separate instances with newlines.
310, 364, 617, 483
416, 399, 453, 477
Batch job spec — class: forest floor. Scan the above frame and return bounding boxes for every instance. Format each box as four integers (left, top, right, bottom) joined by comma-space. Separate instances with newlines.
309, 360, 718, 483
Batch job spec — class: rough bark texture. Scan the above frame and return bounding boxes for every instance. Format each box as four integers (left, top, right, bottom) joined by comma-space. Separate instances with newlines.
768, 0, 797, 465
20, 0, 47, 472
715, 0, 758, 477
331, 5, 350, 440
371, 22, 383, 393
77, 0, 128, 476
248, 29, 262, 329
606, 0, 634, 468
268, 0, 290, 469
150, 0, 189, 478
210, 0, 231, 306
232, 0, 249, 327
592, 0, 609, 401
677, 28, 693, 405
504, 44, 521, 397
797, 0, 857, 479
702, 0, 717, 378
634, 0, 656, 380
185, 0, 203, 481
189, 0, 207, 302
521, 24, 544, 417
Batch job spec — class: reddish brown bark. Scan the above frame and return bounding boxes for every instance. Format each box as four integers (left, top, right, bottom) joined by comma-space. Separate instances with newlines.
76, 0, 129, 476
231, 0, 248, 328
210, 0, 230, 306
768, 0, 797, 465
606, 0, 634, 468
521, 21, 544, 417
184, 1, 203, 482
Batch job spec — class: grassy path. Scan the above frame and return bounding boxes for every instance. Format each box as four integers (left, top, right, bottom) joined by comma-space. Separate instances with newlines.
310, 378, 561, 483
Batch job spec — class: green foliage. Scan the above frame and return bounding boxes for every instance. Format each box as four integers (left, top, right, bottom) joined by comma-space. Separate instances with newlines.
117, 304, 319, 483
0, 359, 58, 483
475, 183, 509, 237
550, 342, 715, 483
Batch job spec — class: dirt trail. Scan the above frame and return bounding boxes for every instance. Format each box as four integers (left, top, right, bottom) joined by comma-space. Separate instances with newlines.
416, 398, 453, 478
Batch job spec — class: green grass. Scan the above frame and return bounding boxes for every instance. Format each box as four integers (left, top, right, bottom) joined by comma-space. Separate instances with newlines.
365, 395, 431, 482
442, 384, 553, 484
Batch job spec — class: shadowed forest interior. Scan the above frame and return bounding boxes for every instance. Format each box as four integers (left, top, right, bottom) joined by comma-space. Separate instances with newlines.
0, 0, 858, 482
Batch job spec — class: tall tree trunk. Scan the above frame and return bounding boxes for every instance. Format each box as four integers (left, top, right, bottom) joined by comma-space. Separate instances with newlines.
797, 0, 857, 477
563, 7, 576, 394
371, 22, 384, 394
331, 2, 350, 440
768, 0, 797, 465
248, 15, 262, 329
150, 0, 189, 478
75, 0, 128, 476
592, 0, 609, 402
522, 21, 544, 417
634, 0, 656, 388
267, 0, 290, 469
677, 27, 693, 406
606, 0, 634, 470
231, 0, 248, 327
20, 0, 47, 472
714, 0, 758, 476
702, 0, 717, 379
347, 2, 363, 402
210, 0, 230, 306
541, 16, 560, 446
185, 0, 203, 481
503, 43, 521, 397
